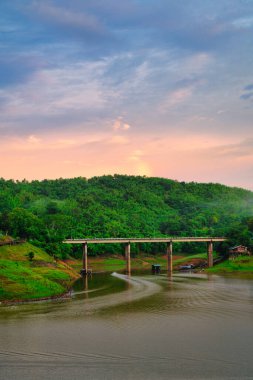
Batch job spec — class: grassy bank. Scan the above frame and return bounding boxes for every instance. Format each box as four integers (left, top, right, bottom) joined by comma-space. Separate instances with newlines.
0, 243, 80, 302
67, 255, 171, 272
66, 253, 209, 273
208, 255, 253, 273
69, 252, 253, 275
2, 245, 252, 303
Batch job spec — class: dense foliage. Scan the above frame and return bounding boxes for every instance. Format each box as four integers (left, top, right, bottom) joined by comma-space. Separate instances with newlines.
0, 175, 253, 258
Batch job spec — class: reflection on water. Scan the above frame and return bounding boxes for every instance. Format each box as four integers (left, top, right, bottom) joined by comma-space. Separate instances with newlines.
0, 272, 253, 379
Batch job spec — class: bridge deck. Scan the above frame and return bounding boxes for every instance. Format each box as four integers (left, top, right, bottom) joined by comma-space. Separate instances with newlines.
63, 237, 226, 244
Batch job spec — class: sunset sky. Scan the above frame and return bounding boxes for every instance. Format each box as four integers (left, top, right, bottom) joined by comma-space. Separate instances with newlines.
1, 0, 253, 189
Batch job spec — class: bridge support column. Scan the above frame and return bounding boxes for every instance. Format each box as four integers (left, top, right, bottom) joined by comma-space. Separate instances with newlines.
167, 241, 173, 273
125, 242, 131, 274
82, 243, 88, 274
207, 241, 213, 267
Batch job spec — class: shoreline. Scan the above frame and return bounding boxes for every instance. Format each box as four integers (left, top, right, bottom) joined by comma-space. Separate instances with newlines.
0, 284, 75, 307
2, 267, 253, 306
1, 253, 253, 306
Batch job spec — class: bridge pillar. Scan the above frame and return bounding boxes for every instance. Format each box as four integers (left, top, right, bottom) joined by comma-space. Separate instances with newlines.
167, 241, 173, 273
125, 242, 131, 274
207, 241, 213, 267
82, 243, 88, 274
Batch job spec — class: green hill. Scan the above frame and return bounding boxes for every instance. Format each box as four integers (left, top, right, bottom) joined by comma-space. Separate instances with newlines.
0, 242, 79, 302
0, 175, 253, 258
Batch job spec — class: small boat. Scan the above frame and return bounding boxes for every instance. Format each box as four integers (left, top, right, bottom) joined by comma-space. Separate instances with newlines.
179, 264, 194, 270
80, 268, 92, 275
152, 264, 161, 273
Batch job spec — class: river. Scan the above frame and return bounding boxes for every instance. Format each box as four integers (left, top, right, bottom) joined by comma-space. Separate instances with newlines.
0, 271, 253, 379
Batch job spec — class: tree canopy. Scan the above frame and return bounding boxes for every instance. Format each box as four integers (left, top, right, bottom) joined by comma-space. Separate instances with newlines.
0, 175, 252, 258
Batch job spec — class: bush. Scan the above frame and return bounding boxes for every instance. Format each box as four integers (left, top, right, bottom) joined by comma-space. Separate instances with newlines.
28, 251, 35, 261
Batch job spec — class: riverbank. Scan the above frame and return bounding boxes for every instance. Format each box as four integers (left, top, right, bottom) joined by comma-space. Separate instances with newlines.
2, 245, 253, 304
66, 252, 208, 273
67, 253, 253, 275
0, 243, 80, 303
207, 255, 253, 274
1, 247, 206, 303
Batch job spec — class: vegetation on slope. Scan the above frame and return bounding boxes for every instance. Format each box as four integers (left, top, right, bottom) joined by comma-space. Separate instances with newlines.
0, 175, 253, 259
0, 242, 79, 302
208, 255, 253, 274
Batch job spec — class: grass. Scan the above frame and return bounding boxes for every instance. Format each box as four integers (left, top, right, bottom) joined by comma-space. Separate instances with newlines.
208, 255, 253, 273
3, 242, 251, 302
0, 242, 54, 262
173, 252, 212, 266
0, 243, 79, 302
66, 253, 206, 272
67, 256, 168, 272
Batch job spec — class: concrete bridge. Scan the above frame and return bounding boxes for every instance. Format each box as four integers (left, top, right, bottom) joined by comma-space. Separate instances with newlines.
63, 237, 227, 274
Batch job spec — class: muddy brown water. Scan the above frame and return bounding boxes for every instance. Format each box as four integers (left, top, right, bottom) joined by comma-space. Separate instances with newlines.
0, 271, 253, 379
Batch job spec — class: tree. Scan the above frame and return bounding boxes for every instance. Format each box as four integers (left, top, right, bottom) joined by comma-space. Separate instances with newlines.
7, 208, 43, 239
227, 222, 252, 249
28, 251, 35, 261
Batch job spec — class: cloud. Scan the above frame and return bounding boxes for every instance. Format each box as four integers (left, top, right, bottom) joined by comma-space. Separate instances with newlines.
1, 0, 253, 189
244, 84, 253, 91
167, 88, 192, 106
0, 55, 41, 87
232, 16, 253, 29
211, 139, 253, 158
159, 86, 193, 112
240, 84, 253, 101
240, 93, 253, 100
0, 59, 111, 136
27, 135, 41, 143
29, 2, 108, 40
112, 118, 121, 131
217, 109, 226, 115
112, 117, 131, 131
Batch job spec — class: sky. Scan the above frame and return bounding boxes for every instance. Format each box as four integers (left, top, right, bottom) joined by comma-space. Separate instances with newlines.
1, 0, 253, 189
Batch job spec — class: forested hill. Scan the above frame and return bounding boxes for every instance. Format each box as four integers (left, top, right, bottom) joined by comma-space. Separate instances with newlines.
1, 175, 253, 257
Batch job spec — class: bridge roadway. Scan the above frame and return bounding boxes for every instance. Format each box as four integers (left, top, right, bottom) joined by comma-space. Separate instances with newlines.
64, 237, 226, 244
63, 237, 226, 274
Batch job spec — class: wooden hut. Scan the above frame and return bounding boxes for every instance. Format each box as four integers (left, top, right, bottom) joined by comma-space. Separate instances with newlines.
228, 245, 250, 259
